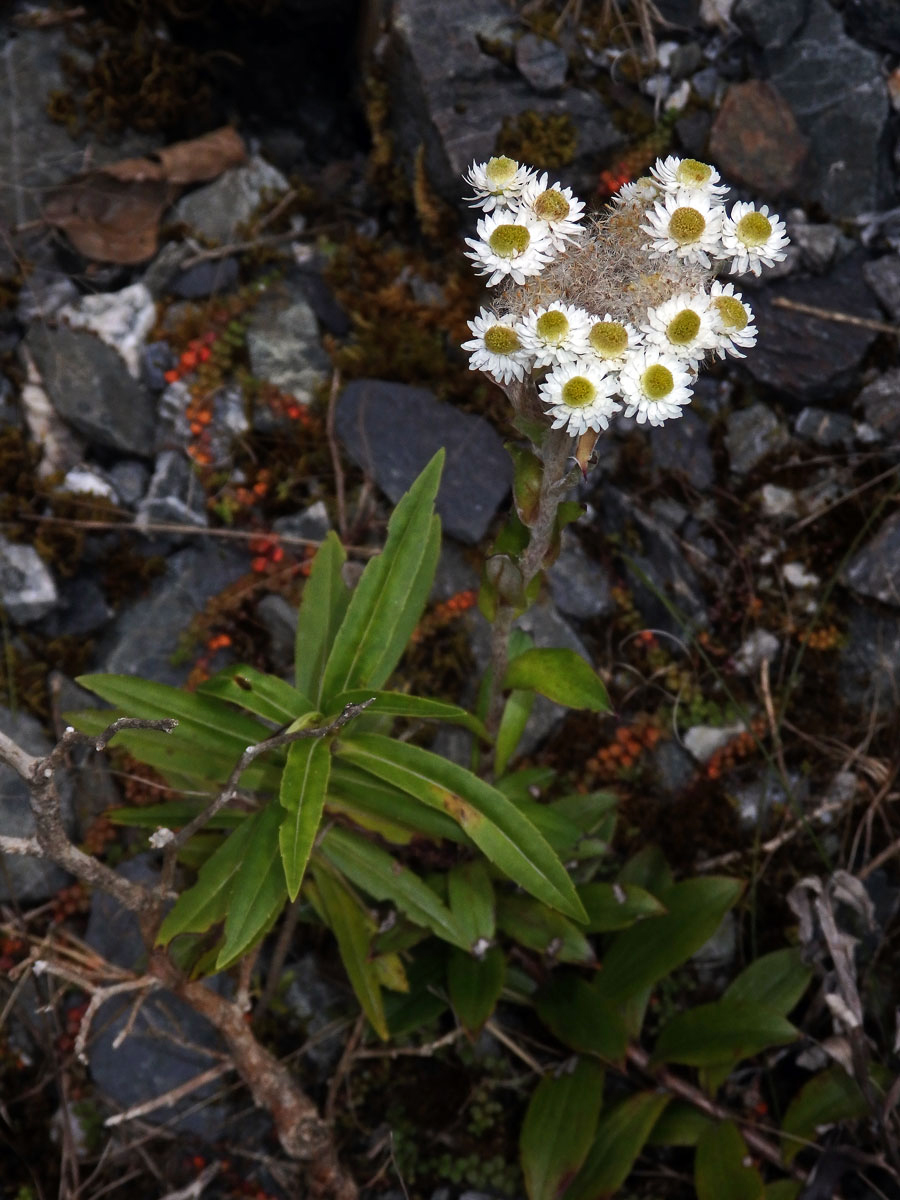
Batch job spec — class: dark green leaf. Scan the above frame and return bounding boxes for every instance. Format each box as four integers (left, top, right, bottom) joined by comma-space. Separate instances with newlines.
723, 947, 813, 1016
502, 648, 610, 712
764, 1182, 802, 1200
508, 443, 543, 528
780, 1065, 874, 1165
217, 801, 287, 968
108, 801, 242, 830
535, 975, 628, 1062
695, 1122, 764, 1200
333, 689, 489, 740
552, 791, 617, 836
447, 945, 505, 1037
278, 736, 331, 900
566, 1091, 670, 1200
578, 882, 666, 932
617, 845, 673, 895
647, 1101, 712, 1147
448, 860, 495, 948
295, 530, 350, 704
335, 734, 586, 921
328, 761, 467, 845
320, 453, 443, 698
384, 943, 448, 1037
652, 999, 798, 1067
495, 688, 534, 776
520, 1059, 605, 1200
198, 665, 313, 724
497, 895, 595, 964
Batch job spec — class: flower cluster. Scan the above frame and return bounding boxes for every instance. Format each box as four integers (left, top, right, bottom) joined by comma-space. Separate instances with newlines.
462, 155, 788, 436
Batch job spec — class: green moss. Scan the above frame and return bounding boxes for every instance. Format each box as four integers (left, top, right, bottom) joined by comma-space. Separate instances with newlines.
495, 110, 577, 170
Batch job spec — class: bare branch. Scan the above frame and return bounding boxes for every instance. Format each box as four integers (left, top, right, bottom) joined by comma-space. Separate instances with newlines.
0, 834, 41, 855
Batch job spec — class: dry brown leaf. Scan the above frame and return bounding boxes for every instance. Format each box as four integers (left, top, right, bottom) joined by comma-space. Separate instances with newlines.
42, 127, 247, 264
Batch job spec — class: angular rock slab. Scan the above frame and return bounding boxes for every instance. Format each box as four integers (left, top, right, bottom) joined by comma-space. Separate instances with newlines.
839, 603, 900, 717
336, 379, 512, 544
843, 511, 900, 607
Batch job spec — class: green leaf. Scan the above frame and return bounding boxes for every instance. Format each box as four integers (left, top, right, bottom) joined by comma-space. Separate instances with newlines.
578, 882, 666, 932
566, 1091, 671, 1200
318, 826, 467, 949
198, 665, 313, 725
447, 945, 505, 1037
617, 844, 673, 895
295, 530, 350, 704
647, 1101, 712, 1147
217, 801, 288, 969
502, 648, 610, 712
448, 860, 495, 948
780, 1065, 873, 1165
596, 877, 744, 1007
723, 947, 813, 1016
327, 761, 467, 845
503, 791, 583, 856
552, 791, 617, 836
108, 801, 242, 830
309, 864, 388, 1039
384, 943, 448, 1036
652, 999, 798, 1067
495, 688, 534, 776
695, 1122, 764, 1200
508, 443, 543, 528
335, 734, 586, 922
278, 736, 332, 900
764, 1182, 802, 1200
497, 895, 595, 964
535, 975, 628, 1062
333, 689, 489, 740
320, 452, 443, 699
520, 1059, 605, 1200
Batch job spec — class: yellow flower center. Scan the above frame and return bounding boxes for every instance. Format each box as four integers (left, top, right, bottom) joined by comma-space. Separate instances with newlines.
642, 364, 674, 400
536, 310, 570, 344
534, 189, 570, 222
666, 309, 701, 345
712, 295, 748, 331
589, 320, 628, 358
483, 325, 521, 355
485, 156, 518, 189
668, 206, 706, 245
561, 376, 596, 408
676, 159, 713, 188
489, 224, 530, 258
736, 211, 772, 247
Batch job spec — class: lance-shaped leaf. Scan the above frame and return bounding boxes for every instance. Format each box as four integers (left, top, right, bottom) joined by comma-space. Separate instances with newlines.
780, 1064, 879, 1165
217, 801, 287, 969
320, 452, 443, 700
328, 761, 467, 845
723, 947, 813, 1016
520, 1059, 605, 1200
333, 689, 489, 740
647, 1102, 712, 1147
109, 801, 242, 830
335, 733, 586, 921
535, 975, 628, 1062
495, 688, 534, 776
278, 736, 332, 900
447, 945, 505, 1037
448, 860, 495, 948
508, 443, 543, 528
695, 1121, 765, 1200
198, 664, 313, 725
295, 530, 350, 704
502, 648, 610, 712
566, 1091, 671, 1200
318, 826, 468, 949
578, 881, 666, 932
309, 864, 388, 1039
652, 999, 798, 1067
497, 895, 595, 964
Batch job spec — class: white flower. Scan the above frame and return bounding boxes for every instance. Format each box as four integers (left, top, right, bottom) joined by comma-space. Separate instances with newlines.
462, 308, 532, 383
463, 156, 536, 212
611, 177, 660, 208
585, 314, 642, 370
619, 348, 693, 427
719, 201, 789, 276
513, 172, 586, 249
539, 359, 622, 436
708, 281, 758, 358
464, 211, 555, 286
516, 303, 592, 368
641, 291, 717, 365
641, 191, 724, 268
650, 155, 729, 201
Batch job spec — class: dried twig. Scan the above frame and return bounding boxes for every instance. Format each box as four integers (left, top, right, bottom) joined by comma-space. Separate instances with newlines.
326, 370, 348, 541
771, 296, 900, 337
104, 1062, 235, 1128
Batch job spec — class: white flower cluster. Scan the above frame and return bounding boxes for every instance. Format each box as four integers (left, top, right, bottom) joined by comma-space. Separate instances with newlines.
462, 154, 788, 435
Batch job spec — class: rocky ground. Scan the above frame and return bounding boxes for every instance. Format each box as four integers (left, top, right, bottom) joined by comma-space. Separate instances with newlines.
1, 0, 900, 1197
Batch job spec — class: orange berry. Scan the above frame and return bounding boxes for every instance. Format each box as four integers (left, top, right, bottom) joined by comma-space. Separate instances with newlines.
164, 369, 180, 384
251, 556, 268, 573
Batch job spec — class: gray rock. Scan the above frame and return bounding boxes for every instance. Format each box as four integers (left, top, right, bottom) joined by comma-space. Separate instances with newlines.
843, 511, 900, 606
548, 532, 613, 620
25, 324, 157, 456
136, 450, 209, 530
839, 603, 900, 716
171, 256, 240, 300
171, 156, 289, 244
106, 460, 150, 508
515, 34, 568, 93
94, 545, 247, 685
862, 256, 900, 321
84, 857, 236, 1139
745, 256, 880, 405
794, 407, 855, 448
58, 284, 156, 379
282, 952, 348, 1081
759, 484, 799, 518
336, 379, 512, 545
683, 722, 747, 763
0, 706, 74, 903
246, 278, 329, 413
256, 593, 298, 671
273, 500, 331, 544
651, 739, 696, 796
691, 911, 737, 983
37, 577, 112, 639
734, 0, 809, 49
730, 768, 807, 831
855, 370, 900, 442
0, 537, 57, 623
765, 0, 890, 217
724, 404, 789, 476
786, 215, 848, 273
140, 341, 176, 393
843, 0, 900, 52
648, 408, 715, 490
733, 630, 780, 676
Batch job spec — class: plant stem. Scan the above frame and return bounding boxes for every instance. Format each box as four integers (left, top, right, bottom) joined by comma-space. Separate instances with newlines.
485, 428, 573, 766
